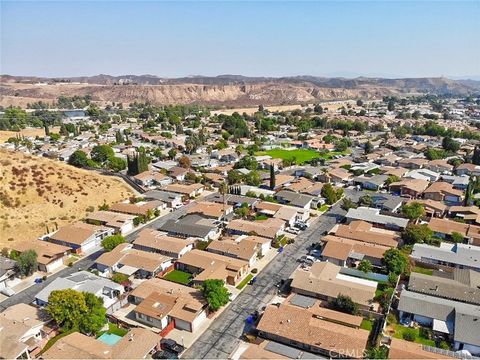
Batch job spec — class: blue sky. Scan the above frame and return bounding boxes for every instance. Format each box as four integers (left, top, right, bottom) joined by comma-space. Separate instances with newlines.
1, 1, 479, 78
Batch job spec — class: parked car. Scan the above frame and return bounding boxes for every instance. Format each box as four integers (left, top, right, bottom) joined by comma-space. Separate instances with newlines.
294, 223, 307, 230
249, 277, 256, 285
153, 350, 179, 359
299, 255, 316, 264
34, 278, 43, 284
286, 227, 300, 235
161, 339, 185, 355
309, 249, 322, 258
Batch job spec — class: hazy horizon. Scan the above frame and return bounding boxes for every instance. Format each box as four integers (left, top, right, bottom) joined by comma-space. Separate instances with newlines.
1, 1, 479, 79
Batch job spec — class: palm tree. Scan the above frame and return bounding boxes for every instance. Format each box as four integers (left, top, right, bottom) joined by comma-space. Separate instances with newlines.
219, 181, 228, 220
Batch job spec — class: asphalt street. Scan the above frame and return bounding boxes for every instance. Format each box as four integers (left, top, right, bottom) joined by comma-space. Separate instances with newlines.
182, 201, 347, 359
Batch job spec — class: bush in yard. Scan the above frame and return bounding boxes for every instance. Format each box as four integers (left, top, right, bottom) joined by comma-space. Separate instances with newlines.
439, 341, 450, 350
419, 327, 432, 340
15, 250, 38, 277
402, 224, 434, 245
111, 273, 130, 285
101, 235, 126, 252
202, 279, 230, 311
358, 259, 373, 273
383, 248, 409, 275
402, 328, 417, 342
330, 294, 358, 315
251, 268, 258, 274
365, 346, 389, 359
451, 232, 464, 243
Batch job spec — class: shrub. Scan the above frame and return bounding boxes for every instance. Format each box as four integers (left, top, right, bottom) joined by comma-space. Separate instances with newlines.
251, 268, 258, 274
402, 328, 416, 342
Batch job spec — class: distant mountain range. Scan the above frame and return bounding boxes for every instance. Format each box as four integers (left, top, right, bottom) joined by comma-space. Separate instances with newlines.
1, 74, 479, 107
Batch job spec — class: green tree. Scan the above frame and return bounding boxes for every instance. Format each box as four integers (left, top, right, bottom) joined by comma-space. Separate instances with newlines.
359, 194, 373, 207
47, 289, 88, 330
115, 130, 124, 144
442, 136, 460, 153
401, 202, 425, 222
402, 224, 434, 245
80, 292, 107, 335
451, 232, 464, 243
91, 145, 114, 164
101, 235, 126, 252
202, 279, 230, 311
383, 248, 409, 275
107, 157, 126, 172
68, 150, 88, 168
365, 347, 389, 359
358, 259, 373, 273
387, 101, 395, 111
330, 294, 358, 315
341, 197, 357, 211
178, 155, 192, 169
321, 183, 339, 205
168, 148, 177, 160
386, 175, 400, 186
364, 141, 373, 154
15, 250, 38, 276
269, 164, 276, 190
472, 146, 480, 165
244, 170, 261, 186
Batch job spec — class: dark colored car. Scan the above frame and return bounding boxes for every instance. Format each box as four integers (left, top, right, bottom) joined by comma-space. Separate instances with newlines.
160, 339, 185, 354
152, 350, 179, 359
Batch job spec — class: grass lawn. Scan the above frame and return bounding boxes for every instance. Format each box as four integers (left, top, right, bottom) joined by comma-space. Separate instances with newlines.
97, 322, 128, 337
318, 205, 329, 212
255, 149, 347, 164
392, 324, 436, 346
412, 266, 433, 276
254, 214, 269, 221
360, 319, 373, 331
236, 274, 254, 290
163, 270, 192, 285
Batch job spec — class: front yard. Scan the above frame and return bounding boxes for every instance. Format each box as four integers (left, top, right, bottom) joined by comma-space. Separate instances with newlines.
163, 270, 192, 285
236, 274, 254, 290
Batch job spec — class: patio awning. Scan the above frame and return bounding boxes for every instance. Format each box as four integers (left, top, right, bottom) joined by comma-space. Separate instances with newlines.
117, 265, 138, 276
433, 319, 453, 334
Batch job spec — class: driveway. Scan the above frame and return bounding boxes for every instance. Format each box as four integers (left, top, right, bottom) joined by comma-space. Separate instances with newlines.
182, 202, 347, 359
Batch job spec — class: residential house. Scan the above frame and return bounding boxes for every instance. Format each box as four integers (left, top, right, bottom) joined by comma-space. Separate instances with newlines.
410, 242, 480, 272
389, 179, 429, 198
12, 241, 70, 273
110, 200, 165, 217
424, 182, 464, 203
405, 169, 440, 182
388, 338, 454, 359
397, 158, 428, 169
162, 183, 204, 198
456, 163, 480, 177
318, 168, 352, 184
186, 201, 233, 220
426, 159, 454, 174
85, 211, 136, 235
132, 229, 194, 259
256, 304, 370, 358
41, 328, 160, 359
321, 235, 390, 268
95, 243, 173, 279
0, 304, 54, 359
159, 214, 220, 241
233, 235, 272, 257
290, 262, 377, 310
35, 271, 124, 312
226, 218, 285, 239
143, 190, 183, 209
275, 190, 313, 210
133, 171, 173, 187
353, 174, 388, 191
0, 256, 16, 291
407, 199, 447, 218
448, 206, 480, 225
345, 207, 409, 230
333, 220, 399, 248
175, 249, 249, 286
128, 278, 207, 333
47, 222, 113, 254
206, 239, 259, 267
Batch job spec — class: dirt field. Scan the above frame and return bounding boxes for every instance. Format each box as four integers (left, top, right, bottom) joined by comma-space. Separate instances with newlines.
0, 127, 61, 143
0, 149, 134, 245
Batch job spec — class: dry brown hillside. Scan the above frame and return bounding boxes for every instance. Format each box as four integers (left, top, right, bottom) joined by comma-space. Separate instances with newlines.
0, 149, 134, 245
2, 75, 477, 107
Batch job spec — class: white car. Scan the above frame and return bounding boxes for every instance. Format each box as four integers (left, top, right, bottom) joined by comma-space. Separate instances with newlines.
286, 227, 300, 235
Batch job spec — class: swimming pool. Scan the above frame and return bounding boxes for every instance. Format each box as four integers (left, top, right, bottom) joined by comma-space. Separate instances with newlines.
97, 332, 123, 346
